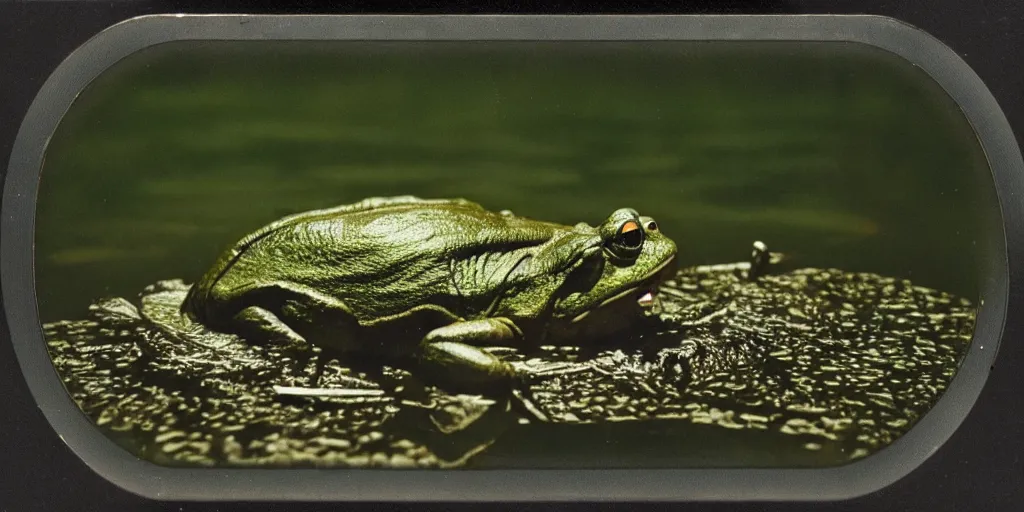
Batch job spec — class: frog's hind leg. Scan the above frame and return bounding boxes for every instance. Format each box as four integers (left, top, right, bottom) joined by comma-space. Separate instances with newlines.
256, 283, 371, 386
230, 306, 321, 381
418, 317, 523, 394
232, 306, 307, 349
215, 282, 364, 386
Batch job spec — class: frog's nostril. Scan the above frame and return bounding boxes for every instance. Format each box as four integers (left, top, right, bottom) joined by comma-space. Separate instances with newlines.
645, 221, 658, 232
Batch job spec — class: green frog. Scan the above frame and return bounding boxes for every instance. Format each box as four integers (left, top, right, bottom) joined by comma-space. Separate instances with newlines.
181, 196, 677, 392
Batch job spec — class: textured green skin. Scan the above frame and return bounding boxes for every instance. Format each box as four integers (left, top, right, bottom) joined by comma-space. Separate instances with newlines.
181, 196, 677, 389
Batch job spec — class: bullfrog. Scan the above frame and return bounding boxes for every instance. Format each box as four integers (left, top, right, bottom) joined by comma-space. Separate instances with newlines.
181, 196, 677, 392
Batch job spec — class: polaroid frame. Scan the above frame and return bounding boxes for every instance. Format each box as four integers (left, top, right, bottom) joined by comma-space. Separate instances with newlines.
2, 14, 1021, 502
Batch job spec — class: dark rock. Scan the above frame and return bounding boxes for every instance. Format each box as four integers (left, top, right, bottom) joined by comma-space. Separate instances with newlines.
44, 256, 974, 468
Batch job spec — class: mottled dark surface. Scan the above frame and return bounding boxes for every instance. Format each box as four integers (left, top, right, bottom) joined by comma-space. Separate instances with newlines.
44, 259, 975, 469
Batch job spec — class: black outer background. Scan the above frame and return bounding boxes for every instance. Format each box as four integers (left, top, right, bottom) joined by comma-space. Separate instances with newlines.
1, 1, 1021, 511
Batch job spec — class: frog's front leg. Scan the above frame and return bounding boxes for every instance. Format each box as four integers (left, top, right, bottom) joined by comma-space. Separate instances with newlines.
418, 317, 522, 392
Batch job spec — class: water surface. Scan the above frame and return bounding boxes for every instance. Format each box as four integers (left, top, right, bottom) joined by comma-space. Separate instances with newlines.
36, 41, 995, 322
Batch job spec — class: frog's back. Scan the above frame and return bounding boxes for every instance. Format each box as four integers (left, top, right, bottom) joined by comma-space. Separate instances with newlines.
182, 197, 477, 319
182, 196, 564, 323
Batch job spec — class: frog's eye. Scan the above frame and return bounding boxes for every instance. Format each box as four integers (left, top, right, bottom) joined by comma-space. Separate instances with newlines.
616, 220, 644, 250
639, 215, 659, 232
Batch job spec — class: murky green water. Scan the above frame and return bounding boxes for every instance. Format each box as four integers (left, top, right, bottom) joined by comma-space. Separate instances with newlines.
35, 40, 997, 323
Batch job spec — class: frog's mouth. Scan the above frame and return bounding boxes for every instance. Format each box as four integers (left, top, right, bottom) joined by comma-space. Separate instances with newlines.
632, 256, 677, 311
581, 255, 677, 318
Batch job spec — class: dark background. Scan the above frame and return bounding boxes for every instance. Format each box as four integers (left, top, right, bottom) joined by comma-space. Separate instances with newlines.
2, 1, 1023, 511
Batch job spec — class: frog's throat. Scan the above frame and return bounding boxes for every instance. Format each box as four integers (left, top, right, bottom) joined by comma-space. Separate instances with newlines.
569, 255, 676, 324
